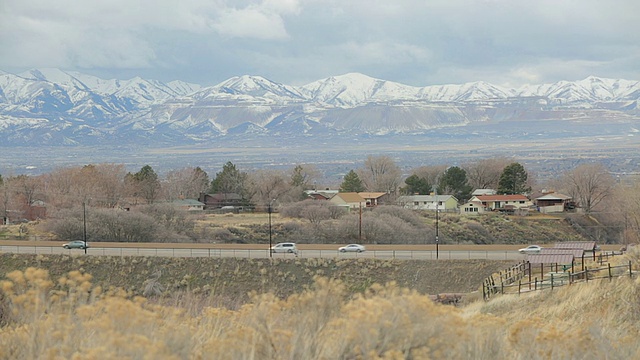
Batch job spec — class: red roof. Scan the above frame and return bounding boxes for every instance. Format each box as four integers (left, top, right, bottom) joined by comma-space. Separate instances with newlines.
526, 254, 575, 264
554, 242, 598, 251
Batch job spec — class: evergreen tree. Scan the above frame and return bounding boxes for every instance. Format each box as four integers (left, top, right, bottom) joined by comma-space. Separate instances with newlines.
497, 162, 531, 195
340, 170, 366, 192
129, 165, 161, 204
290, 165, 306, 187
210, 161, 247, 196
438, 166, 472, 201
402, 174, 432, 195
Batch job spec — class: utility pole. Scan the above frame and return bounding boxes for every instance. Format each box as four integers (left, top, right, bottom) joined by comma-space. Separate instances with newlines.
359, 202, 362, 241
83, 201, 87, 255
268, 199, 275, 258
435, 188, 439, 260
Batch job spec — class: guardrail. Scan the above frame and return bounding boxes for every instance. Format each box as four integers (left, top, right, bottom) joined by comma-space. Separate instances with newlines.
0, 245, 526, 261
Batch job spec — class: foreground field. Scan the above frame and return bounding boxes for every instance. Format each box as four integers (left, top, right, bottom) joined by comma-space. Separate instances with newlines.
0, 253, 511, 302
1, 256, 639, 358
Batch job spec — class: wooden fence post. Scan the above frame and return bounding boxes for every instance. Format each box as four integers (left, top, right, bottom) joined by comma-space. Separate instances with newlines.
585, 266, 589, 282
608, 263, 612, 281
551, 273, 554, 290
630, 261, 633, 278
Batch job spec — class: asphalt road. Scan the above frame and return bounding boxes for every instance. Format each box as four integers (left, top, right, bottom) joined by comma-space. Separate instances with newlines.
2, 241, 618, 261
0, 241, 536, 261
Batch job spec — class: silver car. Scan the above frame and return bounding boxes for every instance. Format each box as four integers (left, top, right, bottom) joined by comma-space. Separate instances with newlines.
518, 245, 541, 254
339, 244, 366, 253
62, 240, 89, 249
270, 242, 298, 254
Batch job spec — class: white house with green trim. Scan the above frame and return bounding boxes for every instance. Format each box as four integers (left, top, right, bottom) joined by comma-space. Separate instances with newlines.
396, 195, 459, 211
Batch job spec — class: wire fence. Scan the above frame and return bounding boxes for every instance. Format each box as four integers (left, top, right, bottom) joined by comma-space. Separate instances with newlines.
0, 244, 526, 261
483, 252, 636, 300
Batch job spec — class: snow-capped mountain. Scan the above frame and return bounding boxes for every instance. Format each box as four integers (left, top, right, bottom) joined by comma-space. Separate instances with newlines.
0, 69, 638, 146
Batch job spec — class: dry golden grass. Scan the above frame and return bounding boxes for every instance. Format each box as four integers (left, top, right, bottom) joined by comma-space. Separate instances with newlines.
2, 254, 640, 359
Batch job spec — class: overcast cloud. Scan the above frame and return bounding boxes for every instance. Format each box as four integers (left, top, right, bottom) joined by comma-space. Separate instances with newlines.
1, 0, 638, 87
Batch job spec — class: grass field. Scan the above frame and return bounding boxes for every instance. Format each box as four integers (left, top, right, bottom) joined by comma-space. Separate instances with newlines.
1, 251, 639, 358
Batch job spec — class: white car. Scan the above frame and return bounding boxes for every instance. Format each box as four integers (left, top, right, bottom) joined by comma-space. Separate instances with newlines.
519, 245, 542, 254
339, 244, 366, 253
270, 242, 298, 254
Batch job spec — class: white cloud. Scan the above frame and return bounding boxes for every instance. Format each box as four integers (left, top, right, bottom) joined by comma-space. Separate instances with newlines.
212, 6, 290, 40
0, 0, 638, 86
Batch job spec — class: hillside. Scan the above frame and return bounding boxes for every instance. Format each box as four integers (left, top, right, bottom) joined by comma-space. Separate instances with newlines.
1, 251, 638, 358
0, 253, 511, 305
0, 211, 605, 246
192, 211, 596, 246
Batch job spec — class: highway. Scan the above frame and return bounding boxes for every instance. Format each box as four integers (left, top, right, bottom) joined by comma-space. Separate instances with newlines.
0, 241, 536, 261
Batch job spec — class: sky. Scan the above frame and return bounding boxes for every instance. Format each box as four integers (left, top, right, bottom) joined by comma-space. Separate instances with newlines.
1, 0, 639, 88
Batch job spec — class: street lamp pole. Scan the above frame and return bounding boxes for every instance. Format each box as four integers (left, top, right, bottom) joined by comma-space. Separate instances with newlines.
83, 201, 87, 255
268, 199, 275, 258
435, 188, 439, 260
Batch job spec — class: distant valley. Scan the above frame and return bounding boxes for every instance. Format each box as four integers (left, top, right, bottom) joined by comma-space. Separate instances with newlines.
0, 69, 638, 179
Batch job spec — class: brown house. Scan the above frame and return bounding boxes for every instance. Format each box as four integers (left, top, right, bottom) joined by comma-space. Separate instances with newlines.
329, 192, 367, 210
198, 193, 244, 210
358, 192, 388, 207
533, 192, 572, 213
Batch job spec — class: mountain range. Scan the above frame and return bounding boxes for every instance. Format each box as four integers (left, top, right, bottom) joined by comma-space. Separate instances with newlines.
0, 68, 638, 147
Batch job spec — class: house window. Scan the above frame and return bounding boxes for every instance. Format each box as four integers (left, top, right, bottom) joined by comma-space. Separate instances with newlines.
519, 201, 525, 204
414, 202, 419, 206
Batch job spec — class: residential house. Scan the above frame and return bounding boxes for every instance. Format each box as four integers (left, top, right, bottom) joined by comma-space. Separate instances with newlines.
329, 192, 367, 210
469, 194, 533, 212
471, 189, 497, 196
172, 199, 205, 211
358, 192, 388, 207
198, 193, 244, 210
396, 195, 459, 212
304, 189, 338, 200
460, 200, 487, 215
532, 192, 572, 213
307, 192, 331, 200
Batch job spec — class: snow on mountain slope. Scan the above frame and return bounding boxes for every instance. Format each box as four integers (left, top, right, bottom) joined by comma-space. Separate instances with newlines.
300, 72, 422, 106
0, 68, 639, 147
193, 75, 304, 102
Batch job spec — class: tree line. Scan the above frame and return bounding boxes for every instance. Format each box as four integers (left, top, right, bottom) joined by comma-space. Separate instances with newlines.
0, 156, 631, 214
1, 156, 638, 245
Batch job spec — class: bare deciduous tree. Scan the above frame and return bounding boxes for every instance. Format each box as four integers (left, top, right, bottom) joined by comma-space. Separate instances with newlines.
563, 163, 615, 213
247, 169, 292, 206
43, 164, 126, 210
408, 165, 449, 192
462, 157, 511, 190
11, 175, 44, 209
281, 200, 339, 225
163, 167, 210, 201
613, 179, 640, 246
357, 155, 402, 194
